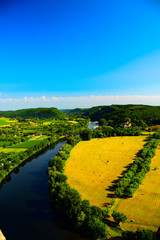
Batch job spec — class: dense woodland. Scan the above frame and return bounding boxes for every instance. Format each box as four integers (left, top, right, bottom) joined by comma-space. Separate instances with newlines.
64, 104, 160, 127
0, 107, 66, 119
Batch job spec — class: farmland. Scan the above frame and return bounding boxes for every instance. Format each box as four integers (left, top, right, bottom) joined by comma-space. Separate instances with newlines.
64, 136, 147, 208
0, 117, 17, 126
115, 143, 160, 231
64, 135, 160, 232
0, 117, 89, 184
10, 136, 49, 149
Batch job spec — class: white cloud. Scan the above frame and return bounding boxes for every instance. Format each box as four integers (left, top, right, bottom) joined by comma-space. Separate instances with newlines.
0, 95, 160, 110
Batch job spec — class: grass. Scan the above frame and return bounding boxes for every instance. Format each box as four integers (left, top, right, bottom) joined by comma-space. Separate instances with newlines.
10, 136, 48, 149
64, 136, 147, 209
0, 141, 11, 146
115, 143, 160, 231
0, 117, 17, 126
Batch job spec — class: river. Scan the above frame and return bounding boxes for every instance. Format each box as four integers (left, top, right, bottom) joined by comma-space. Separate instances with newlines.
0, 141, 90, 240
88, 121, 99, 129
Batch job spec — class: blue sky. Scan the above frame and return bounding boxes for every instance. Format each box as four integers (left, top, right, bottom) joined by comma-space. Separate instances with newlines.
0, 0, 160, 109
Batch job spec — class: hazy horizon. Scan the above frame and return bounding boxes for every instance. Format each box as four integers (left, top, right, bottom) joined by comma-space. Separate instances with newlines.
0, 97, 160, 111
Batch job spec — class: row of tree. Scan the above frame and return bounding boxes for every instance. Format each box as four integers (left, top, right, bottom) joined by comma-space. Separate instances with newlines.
122, 229, 155, 240
115, 138, 160, 198
80, 126, 141, 141
48, 136, 109, 239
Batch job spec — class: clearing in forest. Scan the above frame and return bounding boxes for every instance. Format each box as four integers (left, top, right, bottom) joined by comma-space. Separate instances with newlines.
64, 136, 147, 209
115, 143, 160, 231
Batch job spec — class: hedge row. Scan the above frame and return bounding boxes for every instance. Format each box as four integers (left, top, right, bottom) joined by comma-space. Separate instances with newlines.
115, 138, 160, 198
48, 136, 109, 240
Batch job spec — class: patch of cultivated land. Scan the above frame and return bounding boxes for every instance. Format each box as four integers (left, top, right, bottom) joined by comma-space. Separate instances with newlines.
10, 136, 48, 149
64, 136, 147, 209
0, 117, 17, 126
115, 143, 160, 231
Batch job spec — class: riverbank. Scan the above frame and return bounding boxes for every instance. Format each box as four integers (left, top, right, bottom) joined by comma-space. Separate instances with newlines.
0, 136, 61, 185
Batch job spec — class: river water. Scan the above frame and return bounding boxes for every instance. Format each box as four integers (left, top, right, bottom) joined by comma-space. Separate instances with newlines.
0, 141, 90, 240
88, 121, 99, 129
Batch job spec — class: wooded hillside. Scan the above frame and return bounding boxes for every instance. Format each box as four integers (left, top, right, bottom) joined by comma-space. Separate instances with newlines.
0, 107, 66, 119
64, 105, 160, 126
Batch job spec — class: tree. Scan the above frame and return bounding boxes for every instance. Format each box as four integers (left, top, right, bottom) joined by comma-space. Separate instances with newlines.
99, 118, 107, 126
81, 200, 92, 215
80, 129, 93, 140
83, 216, 108, 239
122, 230, 135, 240
112, 211, 127, 224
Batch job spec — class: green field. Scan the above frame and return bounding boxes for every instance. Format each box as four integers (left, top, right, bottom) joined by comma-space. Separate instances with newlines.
0, 117, 17, 126
10, 136, 48, 149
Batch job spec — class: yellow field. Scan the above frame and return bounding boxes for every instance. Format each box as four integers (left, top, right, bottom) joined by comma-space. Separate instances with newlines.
0, 147, 26, 153
115, 143, 160, 231
68, 120, 78, 124
64, 136, 147, 209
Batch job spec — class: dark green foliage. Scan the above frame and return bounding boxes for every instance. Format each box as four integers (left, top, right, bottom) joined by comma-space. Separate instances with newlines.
99, 118, 107, 126
0, 107, 66, 119
83, 216, 108, 239
122, 229, 155, 240
112, 211, 127, 224
153, 130, 160, 139
81, 200, 92, 215
122, 230, 137, 240
80, 129, 93, 140
66, 104, 160, 127
66, 136, 81, 146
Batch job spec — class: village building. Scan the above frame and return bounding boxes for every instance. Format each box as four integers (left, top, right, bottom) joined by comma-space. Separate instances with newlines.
122, 121, 132, 128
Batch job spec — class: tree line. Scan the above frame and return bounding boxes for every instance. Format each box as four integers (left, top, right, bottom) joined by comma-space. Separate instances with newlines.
48, 136, 128, 239
80, 126, 141, 141
115, 138, 159, 198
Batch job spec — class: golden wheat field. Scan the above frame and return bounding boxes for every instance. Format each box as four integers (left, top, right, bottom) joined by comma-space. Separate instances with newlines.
64, 136, 147, 209
115, 143, 160, 231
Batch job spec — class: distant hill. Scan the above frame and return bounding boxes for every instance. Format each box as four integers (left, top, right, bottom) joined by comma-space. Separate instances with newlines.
65, 105, 160, 126
0, 107, 66, 120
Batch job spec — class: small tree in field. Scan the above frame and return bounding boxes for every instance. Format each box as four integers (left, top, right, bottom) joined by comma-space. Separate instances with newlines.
112, 211, 127, 224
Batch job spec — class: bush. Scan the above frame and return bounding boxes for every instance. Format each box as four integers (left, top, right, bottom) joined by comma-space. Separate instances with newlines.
112, 211, 127, 224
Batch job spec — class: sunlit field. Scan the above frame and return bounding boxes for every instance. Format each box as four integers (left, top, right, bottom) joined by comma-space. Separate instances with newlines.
64, 136, 147, 209
115, 143, 160, 231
